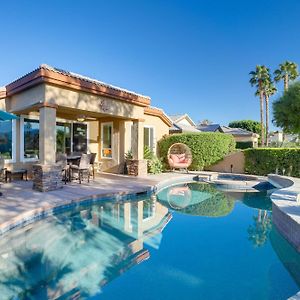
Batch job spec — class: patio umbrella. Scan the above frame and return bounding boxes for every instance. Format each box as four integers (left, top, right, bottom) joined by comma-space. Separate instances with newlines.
0, 110, 18, 121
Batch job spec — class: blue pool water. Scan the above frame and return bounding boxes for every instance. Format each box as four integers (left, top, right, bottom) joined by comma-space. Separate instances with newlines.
0, 182, 299, 299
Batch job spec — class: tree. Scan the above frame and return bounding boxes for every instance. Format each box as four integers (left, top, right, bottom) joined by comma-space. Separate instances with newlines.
274, 61, 299, 91
198, 119, 212, 126
262, 82, 277, 146
228, 120, 261, 134
273, 81, 300, 133
249, 65, 271, 145
248, 210, 272, 247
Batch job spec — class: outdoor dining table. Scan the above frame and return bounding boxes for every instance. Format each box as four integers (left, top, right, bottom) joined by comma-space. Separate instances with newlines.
66, 155, 81, 164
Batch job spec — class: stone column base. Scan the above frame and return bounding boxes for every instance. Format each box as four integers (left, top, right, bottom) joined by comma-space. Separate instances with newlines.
32, 164, 63, 192
126, 159, 148, 176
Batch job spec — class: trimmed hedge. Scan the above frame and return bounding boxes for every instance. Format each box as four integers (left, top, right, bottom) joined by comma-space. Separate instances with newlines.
244, 148, 300, 177
236, 141, 254, 149
158, 132, 236, 171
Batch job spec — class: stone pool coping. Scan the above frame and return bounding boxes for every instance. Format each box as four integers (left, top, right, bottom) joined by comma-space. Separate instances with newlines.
269, 174, 300, 252
0, 172, 201, 236
0, 171, 283, 237
201, 172, 269, 191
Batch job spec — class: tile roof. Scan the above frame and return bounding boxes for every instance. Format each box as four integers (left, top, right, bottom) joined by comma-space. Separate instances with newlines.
5, 64, 151, 106
144, 106, 173, 127
40, 64, 151, 99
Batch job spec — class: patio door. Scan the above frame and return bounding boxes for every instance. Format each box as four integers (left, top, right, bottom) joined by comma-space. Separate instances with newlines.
56, 122, 71, 154
72, 123, 87, 153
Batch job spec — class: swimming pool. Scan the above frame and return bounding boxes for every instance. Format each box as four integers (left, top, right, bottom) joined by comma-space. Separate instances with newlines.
0, 182, 299, 299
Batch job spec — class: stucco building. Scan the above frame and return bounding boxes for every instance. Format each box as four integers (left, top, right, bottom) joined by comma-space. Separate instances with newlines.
0, 65, 171, 183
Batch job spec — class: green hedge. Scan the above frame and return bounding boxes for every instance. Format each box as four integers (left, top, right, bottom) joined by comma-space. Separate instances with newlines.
244, 148, 300, 177
236, 141, 254, 149
158, 132, 236, 170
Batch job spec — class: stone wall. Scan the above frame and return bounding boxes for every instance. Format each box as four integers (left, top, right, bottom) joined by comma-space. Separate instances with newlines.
273, 203, 300, 252
32, 164, 63, 192
126, 159, 147, 176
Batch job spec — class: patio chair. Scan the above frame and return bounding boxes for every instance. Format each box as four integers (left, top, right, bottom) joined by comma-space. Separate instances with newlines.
89, 153, 97, 179
70, 154, 90, 184
56, 153, 69, 184
167, 143, 192, 173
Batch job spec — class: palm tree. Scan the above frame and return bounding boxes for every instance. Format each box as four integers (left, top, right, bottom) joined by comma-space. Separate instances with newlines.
274, 61, 299, 91
249, 65, 271, 146
261, 82, 277, 146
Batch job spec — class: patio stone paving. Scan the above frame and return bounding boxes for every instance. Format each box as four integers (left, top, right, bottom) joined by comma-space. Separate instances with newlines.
0, 172, 200, 227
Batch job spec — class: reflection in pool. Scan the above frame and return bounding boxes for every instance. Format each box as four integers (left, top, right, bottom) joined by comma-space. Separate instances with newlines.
0, 182, 300, 299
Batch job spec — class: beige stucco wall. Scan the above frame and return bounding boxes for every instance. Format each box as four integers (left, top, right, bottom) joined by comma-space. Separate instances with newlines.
205, 151, 245, 174
1, 83, 170, 174
87, 121, 99, 160
234, 135, 258, 143
143, 114, 170, 154
9, 85, 45, 113
45, 84, 144, 120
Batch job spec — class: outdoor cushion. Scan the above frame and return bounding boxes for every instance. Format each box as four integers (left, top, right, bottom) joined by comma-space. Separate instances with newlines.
177, 153, 185, 160
178, 155, 187, 163
170, 154, 180, 163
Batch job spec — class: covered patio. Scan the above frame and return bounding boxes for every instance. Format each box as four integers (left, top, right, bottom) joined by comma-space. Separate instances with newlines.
0, 65, 174, 191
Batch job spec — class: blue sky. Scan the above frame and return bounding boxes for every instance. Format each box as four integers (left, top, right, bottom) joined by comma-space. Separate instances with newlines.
1, 0, 300, 128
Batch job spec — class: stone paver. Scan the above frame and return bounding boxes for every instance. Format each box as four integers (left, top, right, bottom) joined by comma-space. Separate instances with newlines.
0, 172, 198, 227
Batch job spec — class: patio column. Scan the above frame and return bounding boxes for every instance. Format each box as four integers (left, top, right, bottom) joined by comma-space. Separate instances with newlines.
39, 105, 57, 164
130, 119, 147, 176
32, 103, 63, 192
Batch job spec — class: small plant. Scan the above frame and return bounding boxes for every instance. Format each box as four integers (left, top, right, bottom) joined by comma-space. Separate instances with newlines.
124, 149, 133, 160
144, 146, 154, 160
144, 146, 163, 174
147, 156, 163, 174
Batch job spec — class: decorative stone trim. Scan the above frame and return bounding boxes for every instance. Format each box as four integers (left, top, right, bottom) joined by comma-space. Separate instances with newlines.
32, 164, 63, 192
126, 159, 148, 176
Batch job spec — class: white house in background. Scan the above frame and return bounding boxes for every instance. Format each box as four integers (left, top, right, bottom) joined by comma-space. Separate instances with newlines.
269, 131, 299, 145
169, 114, 200, 134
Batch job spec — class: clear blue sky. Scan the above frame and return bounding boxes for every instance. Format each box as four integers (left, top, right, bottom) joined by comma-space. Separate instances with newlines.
1, 0, 300, 128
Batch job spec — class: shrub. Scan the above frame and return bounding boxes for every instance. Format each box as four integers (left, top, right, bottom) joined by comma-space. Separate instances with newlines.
236, 141, 254, 149
148, 156, 163, 174
228, 120, 261, 134
158, 132, 236, 171
244, 148, 300, 177
144, 146, 163, 174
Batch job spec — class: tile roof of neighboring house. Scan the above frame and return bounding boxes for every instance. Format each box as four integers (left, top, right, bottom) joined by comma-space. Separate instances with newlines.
144, 106, 173, 127
168, 114, 196, 126
197, 124, 222, 132
170, 123, 200, 133
220, 126, 259, 137
3, 64, 151, 106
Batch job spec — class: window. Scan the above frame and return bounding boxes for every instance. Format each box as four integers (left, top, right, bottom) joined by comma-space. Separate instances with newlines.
144, 126, 155, 152
0, 120, 15, 161
72, 123, 87, 153
24, 118, 39, 159
56, 122, 71, 154
101, 122, 112, 158
143, 199, 155, 220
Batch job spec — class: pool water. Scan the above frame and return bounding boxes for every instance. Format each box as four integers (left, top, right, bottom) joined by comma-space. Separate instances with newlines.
0, 182, 299, 299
